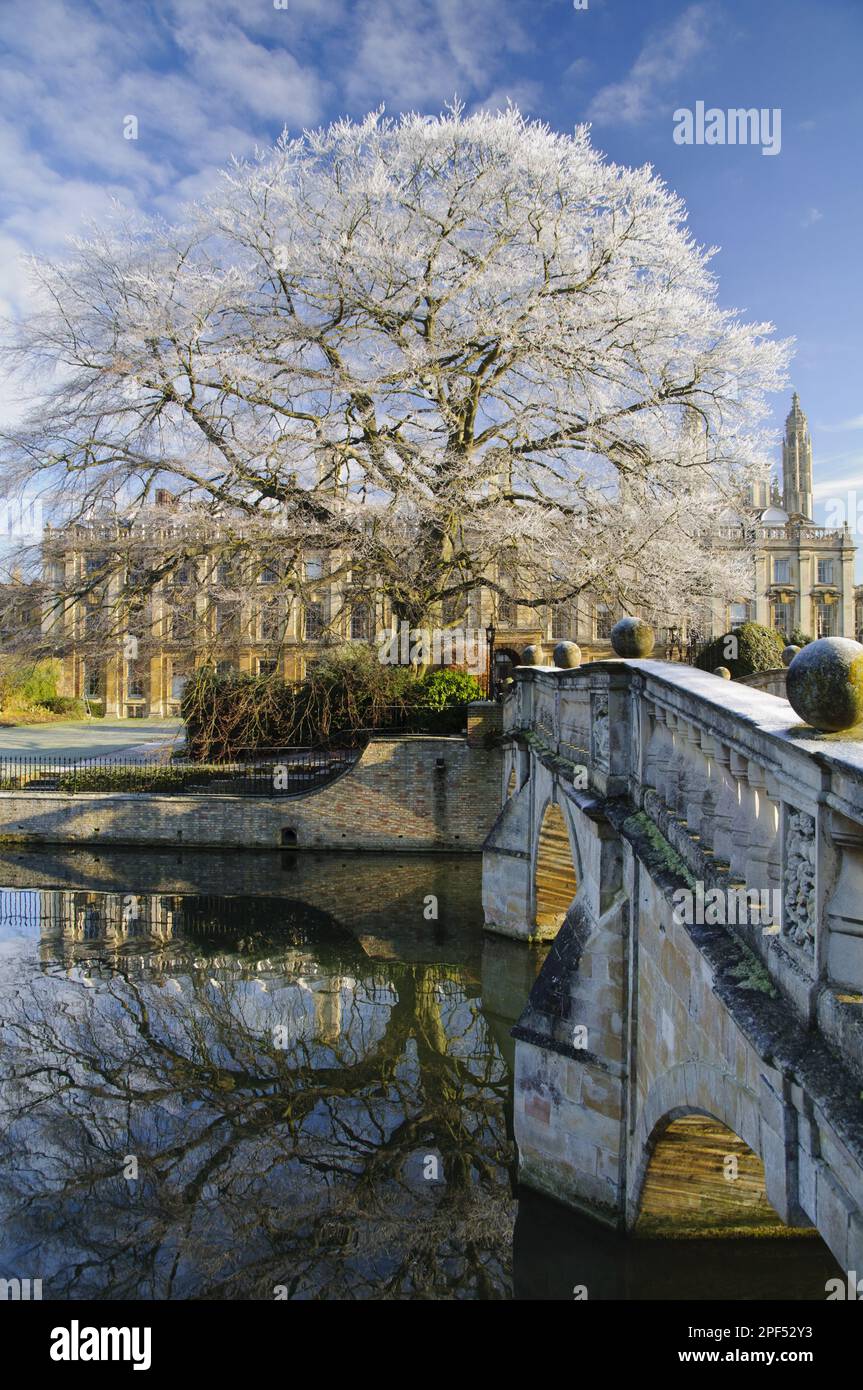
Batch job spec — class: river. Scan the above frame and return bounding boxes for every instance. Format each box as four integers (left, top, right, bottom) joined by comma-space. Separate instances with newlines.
0, 846, 839, 1300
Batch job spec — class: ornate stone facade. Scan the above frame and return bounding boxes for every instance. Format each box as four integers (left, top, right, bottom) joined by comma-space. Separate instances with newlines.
713, 393, 856, 642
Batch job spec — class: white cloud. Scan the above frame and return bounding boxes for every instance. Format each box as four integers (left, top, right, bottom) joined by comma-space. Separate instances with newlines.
0, 0, 546, 447
587, 2, 713, 126
563, 57, 592, 82
800, 207, 823, 228
343, 0, 531, 111
0, 0, 329, 263
170, 19, 328, 126
814, 469, 863, 500
0, 0, 534, 277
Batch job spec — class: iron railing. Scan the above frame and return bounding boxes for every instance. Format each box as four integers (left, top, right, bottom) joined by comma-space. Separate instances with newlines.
0, 748, 360, 798
194, 700, 479, 762
0, 700, 484, 797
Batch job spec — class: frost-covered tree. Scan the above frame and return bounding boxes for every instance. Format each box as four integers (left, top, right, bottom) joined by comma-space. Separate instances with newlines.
1, 106, 789, 636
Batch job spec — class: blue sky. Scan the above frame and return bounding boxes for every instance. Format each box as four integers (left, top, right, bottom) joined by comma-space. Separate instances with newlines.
1, 0, 861, 535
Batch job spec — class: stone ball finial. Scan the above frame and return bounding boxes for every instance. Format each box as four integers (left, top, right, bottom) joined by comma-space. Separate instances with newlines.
781, 644, 801, 668
714, 666, 732, 680
553, 641, 582, 670
786, 637, 863, 732
521, 644, 542, 666
610, 617, 655, 659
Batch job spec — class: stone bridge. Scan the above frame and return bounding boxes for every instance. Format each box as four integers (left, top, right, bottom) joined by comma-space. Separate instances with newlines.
482, 659, 863, 1271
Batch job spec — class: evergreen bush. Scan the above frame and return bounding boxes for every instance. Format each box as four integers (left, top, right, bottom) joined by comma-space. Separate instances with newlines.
695, 622, 787, 679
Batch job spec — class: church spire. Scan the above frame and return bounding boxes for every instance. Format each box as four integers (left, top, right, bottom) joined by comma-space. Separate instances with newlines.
782, 390, 813, 520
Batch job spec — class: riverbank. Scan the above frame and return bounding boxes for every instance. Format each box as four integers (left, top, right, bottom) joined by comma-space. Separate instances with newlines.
0, 735, 501, 851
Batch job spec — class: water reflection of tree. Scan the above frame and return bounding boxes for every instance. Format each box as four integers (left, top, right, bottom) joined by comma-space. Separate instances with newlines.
0, 946, 515, 1299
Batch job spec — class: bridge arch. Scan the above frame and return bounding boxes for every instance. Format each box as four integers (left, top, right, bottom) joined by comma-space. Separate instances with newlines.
503, 741, 531, 800
635, 1109, 787, 1237
629, 1059, 800, 1238
633, 1062, 760, 1188
533, 797, 580, 934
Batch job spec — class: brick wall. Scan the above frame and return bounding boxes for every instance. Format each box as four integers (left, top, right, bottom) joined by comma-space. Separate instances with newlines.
0, 736, 502, 851
466, 700, 503, 746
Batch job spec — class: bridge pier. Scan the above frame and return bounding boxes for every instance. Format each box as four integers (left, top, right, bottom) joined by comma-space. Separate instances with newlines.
484, 661, 863, 1273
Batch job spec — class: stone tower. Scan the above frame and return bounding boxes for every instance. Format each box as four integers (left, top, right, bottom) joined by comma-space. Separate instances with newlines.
749, 465, 771, 510
782, 391, 814, 520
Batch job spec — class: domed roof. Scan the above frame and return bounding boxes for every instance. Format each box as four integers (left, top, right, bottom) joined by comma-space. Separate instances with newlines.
759, 504, 789, 523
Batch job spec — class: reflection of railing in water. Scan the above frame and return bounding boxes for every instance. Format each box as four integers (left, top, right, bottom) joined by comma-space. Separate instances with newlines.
0, 888, 349, 943
0, 889, 173, 941
0, 886, 369, 980
0, 888, 69, 935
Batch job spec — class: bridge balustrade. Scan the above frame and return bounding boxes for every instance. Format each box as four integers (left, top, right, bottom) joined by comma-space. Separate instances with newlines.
490, 659, 863, 1265
501, 658, 863, 1081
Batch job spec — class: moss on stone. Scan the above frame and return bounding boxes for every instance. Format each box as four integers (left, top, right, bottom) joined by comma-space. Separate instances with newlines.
795, 722, 863, 742
787, 639, 863, 732
522, 730, 588, 779
727, 947, 777, 997
622, 811, 697, 889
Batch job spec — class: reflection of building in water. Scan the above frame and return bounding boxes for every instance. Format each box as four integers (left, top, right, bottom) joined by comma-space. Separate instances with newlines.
35, 888, 179, 966
14, 886, 460, 1061
29, 887, 317, 979
312, 979, 344, 1044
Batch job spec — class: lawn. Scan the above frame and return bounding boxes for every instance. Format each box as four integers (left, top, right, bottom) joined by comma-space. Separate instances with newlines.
0, 718, 184, 761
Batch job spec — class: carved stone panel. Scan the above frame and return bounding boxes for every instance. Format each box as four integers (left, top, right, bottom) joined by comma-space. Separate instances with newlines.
591, 692, 609, 771
783, 810, 816, 953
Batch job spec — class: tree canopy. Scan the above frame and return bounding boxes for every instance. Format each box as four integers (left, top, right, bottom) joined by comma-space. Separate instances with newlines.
1, 105, 789, 632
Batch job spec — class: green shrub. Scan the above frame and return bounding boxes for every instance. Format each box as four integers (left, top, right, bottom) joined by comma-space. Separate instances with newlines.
57, 766, 187, 793
417, 668, 485, 710
789, 628, 814, 648
0, 658, 87, 723
42, 695, 85, 718
695, 622, 786, 679
55, 765, 237, 793
181, 646, 484, 758
0, 657, 61, 707
20, 659, 61, 705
